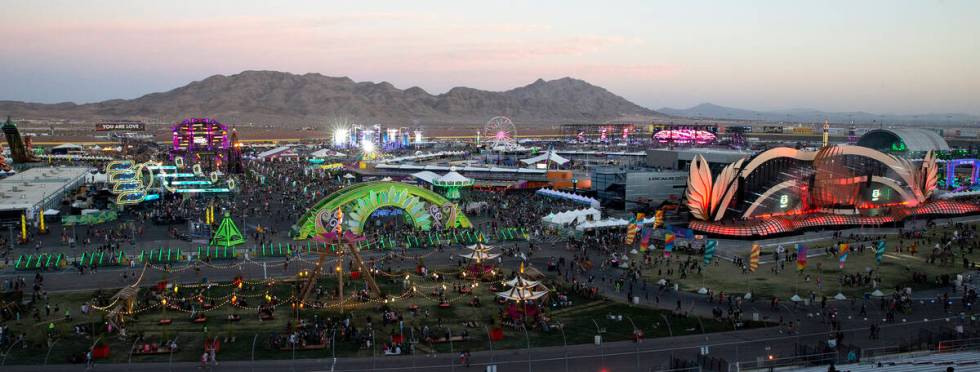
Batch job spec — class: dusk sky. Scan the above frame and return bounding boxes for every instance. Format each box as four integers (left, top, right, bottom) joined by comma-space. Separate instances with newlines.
2, 0, 978, 114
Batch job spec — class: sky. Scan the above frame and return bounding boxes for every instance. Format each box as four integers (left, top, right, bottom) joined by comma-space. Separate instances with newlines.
1, 0, 978, 115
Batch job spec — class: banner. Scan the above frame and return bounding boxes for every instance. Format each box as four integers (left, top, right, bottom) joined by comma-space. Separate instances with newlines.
626, 213, 644, 245
875, 240, 886, 265
704, 240, 717, 265
749, 243, 760, 272
625, 223, 639, 245
639, 226, 652, 251
795, 243, 807, 271
839, 243, 849, 269
664, 233, 675, 257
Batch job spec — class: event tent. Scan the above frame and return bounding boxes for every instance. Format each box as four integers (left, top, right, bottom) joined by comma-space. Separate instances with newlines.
541, 208, 601, 227
520, 150, 569, 166
536, 188, 600, 209
575, 218, 630, 231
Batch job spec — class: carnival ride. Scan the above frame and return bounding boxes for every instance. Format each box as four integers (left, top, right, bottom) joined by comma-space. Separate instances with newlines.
430, 169, 474, 200
460, 242, 500, 279
497, 263, 550, 320
292, 182, 474, 304
2, 116, 36, 163
483, 116, 519, 151
0, 143, 11, 172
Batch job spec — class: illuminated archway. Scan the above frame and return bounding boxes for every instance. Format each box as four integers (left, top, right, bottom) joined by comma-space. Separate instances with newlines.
293, 181, 472, 239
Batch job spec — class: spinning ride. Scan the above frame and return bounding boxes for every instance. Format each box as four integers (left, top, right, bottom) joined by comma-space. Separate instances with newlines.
460, 242, 500, 279
483, 116, 518, 150
431, 169, 473, 200
497, 263, 550, 320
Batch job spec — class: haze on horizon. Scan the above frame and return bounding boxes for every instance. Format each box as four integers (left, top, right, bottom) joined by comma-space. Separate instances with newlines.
1, 0, 978, 116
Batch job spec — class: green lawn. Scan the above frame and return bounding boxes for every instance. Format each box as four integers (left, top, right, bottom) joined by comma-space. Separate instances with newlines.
1, 266, 764, 365
641, 224, 978, 299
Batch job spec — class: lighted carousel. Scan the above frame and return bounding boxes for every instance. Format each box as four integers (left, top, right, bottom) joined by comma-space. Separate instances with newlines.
432, 168, 473, 200
459, 242, 501, 280
496, 263, 550, 323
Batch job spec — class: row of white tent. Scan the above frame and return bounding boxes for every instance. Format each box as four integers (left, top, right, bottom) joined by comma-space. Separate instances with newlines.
575, 218, 631, 231
377, 151, 468, 164
376, 163, 546, 174
409, 170, 472, 185
519, 150, 569, 166
541, 208, 601, 226
535, 188, 600, 209
310, 149, 347, 158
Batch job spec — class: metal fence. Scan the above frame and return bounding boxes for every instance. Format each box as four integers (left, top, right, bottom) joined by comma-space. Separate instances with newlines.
2, 316, 980, 371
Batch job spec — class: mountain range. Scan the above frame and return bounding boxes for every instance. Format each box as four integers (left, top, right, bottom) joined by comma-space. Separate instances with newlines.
0, 71, 663, 126
659, 103, 979, 126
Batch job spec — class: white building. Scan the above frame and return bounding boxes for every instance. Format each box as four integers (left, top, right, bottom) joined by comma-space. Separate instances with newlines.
0, 167, 93, 222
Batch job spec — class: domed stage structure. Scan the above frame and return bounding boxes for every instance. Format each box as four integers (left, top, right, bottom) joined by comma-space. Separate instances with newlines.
685, 145, 980, 237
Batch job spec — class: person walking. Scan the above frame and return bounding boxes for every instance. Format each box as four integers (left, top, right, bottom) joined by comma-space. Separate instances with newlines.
209, 344, 218, 367
85, 349, 94, 370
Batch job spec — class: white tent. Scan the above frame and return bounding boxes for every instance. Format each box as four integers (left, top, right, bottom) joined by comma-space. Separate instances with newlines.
496, 263, 549, 302
575, 218, 630, 231
502, 276, 541, 288
461, 243, 500, 262
257, 146, 295, 159
520, 150, 569, 166
410, 171, 441, 184
310, 149, 346, 158
436, 171, 472, 185
541, 208, 601, 226
89, 173, 109, 183
536, 188, 600, 209
496, 287, 550, 301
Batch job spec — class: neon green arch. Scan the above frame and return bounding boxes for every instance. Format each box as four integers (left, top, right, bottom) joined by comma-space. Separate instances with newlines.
293, 181, 472, 240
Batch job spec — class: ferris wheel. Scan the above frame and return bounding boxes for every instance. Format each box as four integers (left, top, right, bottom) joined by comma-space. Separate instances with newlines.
483, 116, 517, 149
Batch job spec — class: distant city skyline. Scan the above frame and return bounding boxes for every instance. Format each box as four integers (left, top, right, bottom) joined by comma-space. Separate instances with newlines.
1, 0, 978, 115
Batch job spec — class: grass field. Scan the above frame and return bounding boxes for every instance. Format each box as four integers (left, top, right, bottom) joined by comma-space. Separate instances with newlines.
1, 267, 764, 366
641, 224, 977, 300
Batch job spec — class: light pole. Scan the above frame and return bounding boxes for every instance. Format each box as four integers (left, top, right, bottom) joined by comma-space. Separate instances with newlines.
447, 326, 455, 372
520, 323, 532, 372
485, 325, 495, 366
660, 313, 675, 363
410, 327, 417, 370
2, 338, 23, 366
558, 323, 569, 372
43, 338, 59, 365
626, 315, 640, 370
331, 328, 337, 361
251, 334, 258, 372
592, 318, 605, 367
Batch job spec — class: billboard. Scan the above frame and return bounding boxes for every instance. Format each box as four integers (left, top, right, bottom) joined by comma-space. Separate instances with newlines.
96, 120, 145, 131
